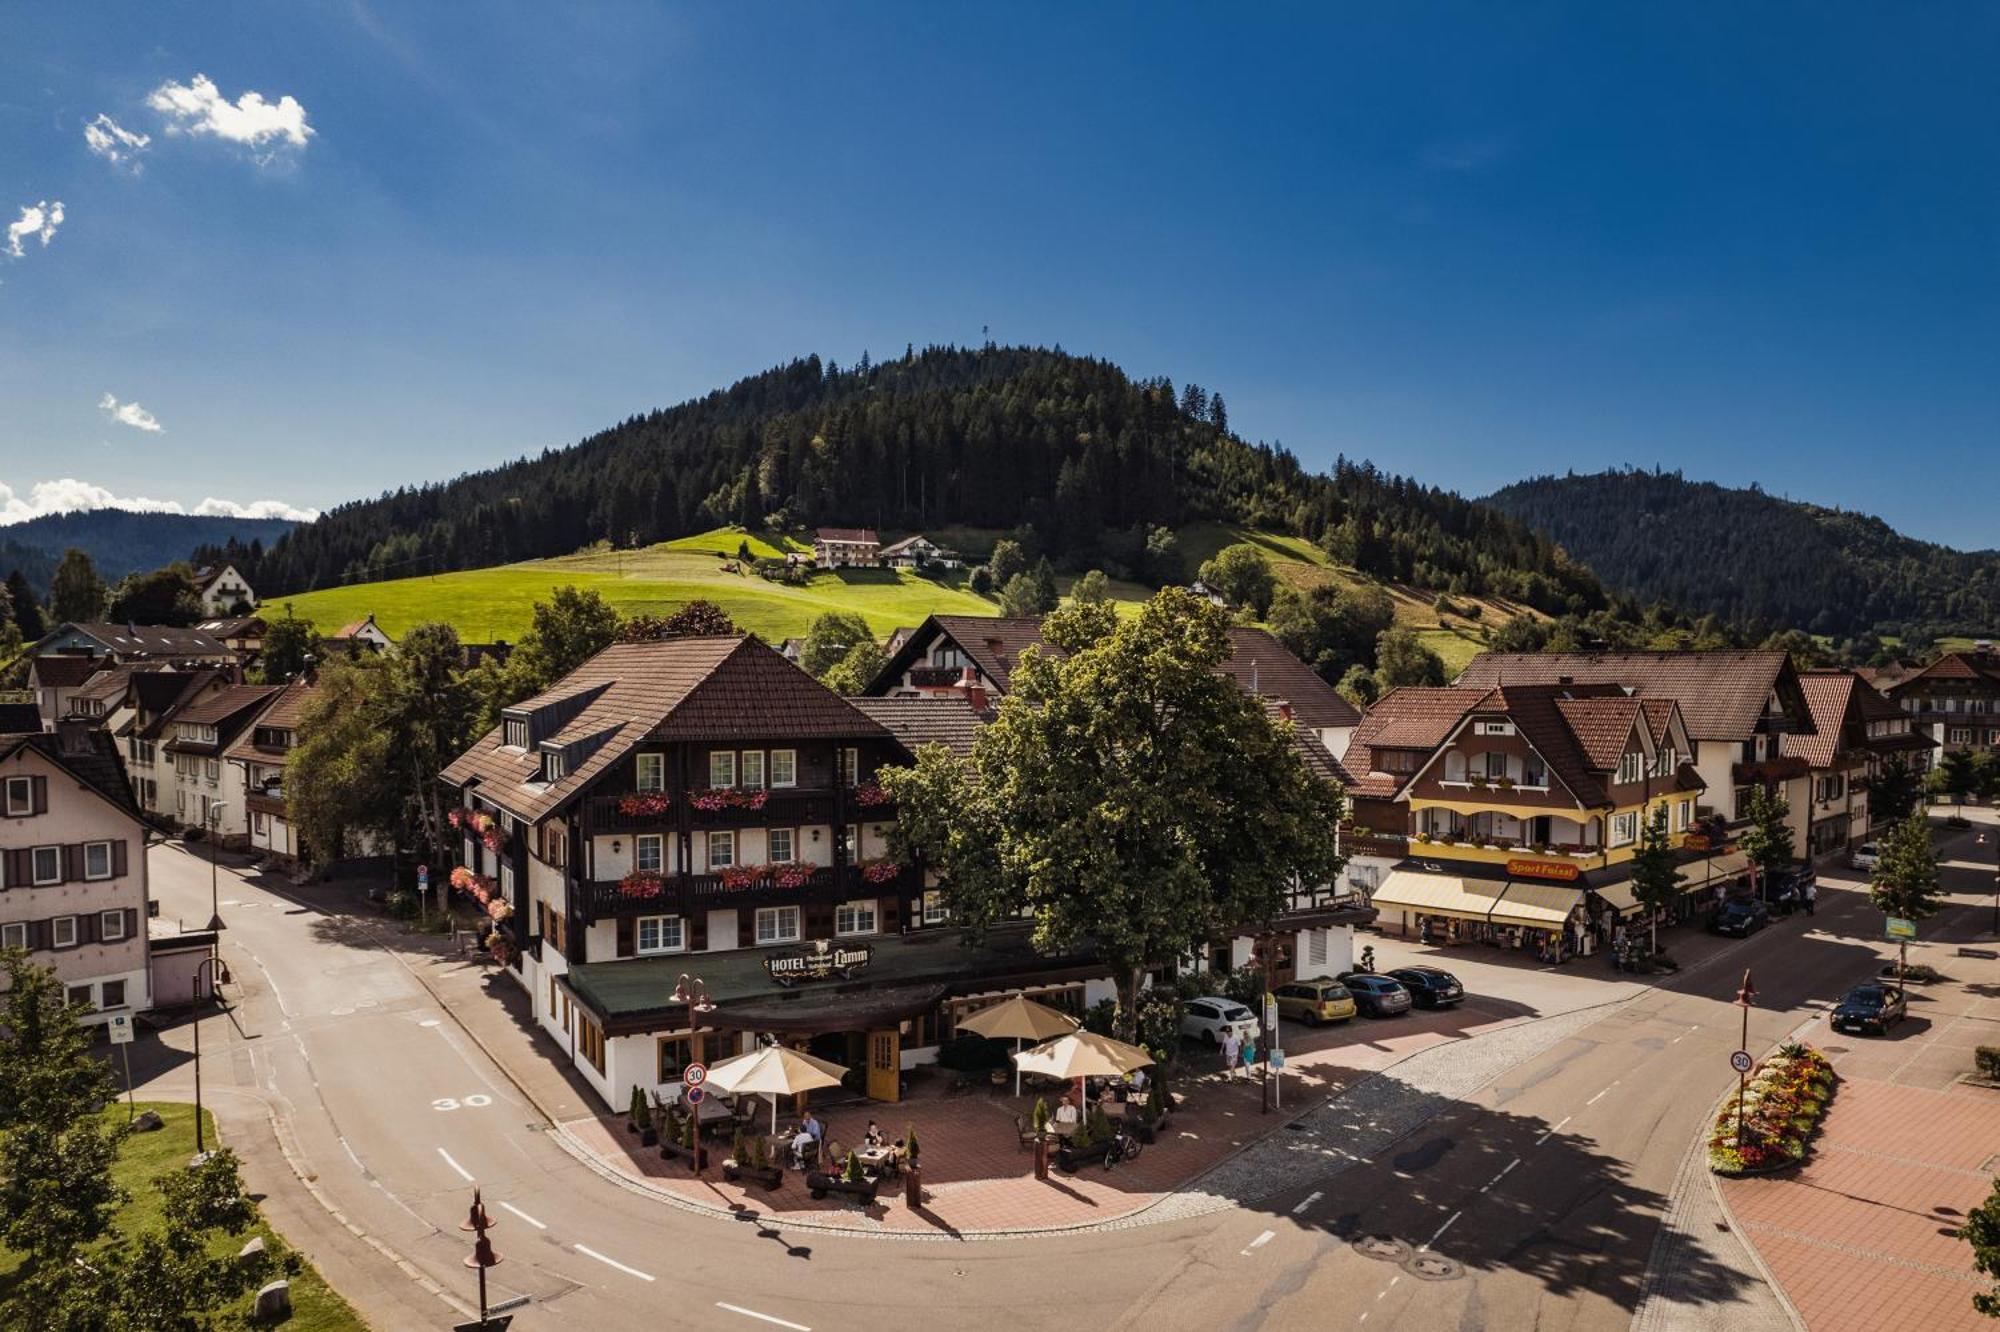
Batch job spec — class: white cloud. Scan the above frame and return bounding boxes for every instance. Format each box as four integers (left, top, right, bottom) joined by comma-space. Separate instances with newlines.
192, 497, 319, 521
0, 479, 318, 526
147, 75, 313, 160
84, 114, 151, 168
5, 201, 64, 258
98, 393, 164, 433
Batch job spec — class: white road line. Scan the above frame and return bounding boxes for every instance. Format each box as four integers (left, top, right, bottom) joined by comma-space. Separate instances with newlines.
1479, 1156, 1523, 1193
1420, 1210, 1462, 1251
499, 1201, 546, 1229
716, 1304, 809, 1331
1585, 1081, 1619, 1106
338, 1136, 364, 1171
1535, 1115, 1572, 1145
1291, 1190, 1324, 1215
436, 1147, 474, 1182
576, 1244, 655, 1282
1240, 1229, 1276, 1255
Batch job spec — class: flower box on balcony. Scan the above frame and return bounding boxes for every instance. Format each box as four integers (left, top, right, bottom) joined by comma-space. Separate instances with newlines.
690, 788, 769, 813
620, 870, 666, 900
720, 864, 765, 891
771, 862, 814, 890
618, 791, 672, 817
860, 859, 903, 885
854, 783, 892, 808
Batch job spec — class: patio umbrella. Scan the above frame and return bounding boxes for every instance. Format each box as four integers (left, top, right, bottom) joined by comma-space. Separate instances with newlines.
956, 995, 1080, 1096
1012, 1031, 1155, 1114
703, 1045, 850, 1134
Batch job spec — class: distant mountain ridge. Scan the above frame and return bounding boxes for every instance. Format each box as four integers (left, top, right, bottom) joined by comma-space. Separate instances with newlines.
1483, 468, 2000, 639
0, 510, 301, 594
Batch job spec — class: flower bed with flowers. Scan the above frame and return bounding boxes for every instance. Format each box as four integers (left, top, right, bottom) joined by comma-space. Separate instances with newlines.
1708, 1043, 1837, 1176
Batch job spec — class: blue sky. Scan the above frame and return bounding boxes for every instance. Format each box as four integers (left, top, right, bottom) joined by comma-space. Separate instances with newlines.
2, 4, 1994, 545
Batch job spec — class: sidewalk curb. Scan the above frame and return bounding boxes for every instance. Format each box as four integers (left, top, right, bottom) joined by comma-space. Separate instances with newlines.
1707, 1159, 1808, 1332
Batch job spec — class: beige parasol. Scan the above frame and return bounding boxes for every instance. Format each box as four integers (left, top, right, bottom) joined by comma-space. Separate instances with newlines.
1012, 1029, 1154, 1083
704, 1045, 850, 1133
957, 995, 1082, 1096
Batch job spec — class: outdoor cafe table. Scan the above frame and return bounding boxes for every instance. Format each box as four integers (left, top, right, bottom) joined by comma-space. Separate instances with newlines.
855, 1144, 900, 1178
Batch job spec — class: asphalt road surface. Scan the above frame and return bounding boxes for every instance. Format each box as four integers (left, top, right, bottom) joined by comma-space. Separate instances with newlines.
134, 820, 1998, 1332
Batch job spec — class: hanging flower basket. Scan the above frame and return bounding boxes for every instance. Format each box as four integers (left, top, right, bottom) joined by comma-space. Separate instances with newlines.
771, 861, 815, 890
720, 864, 764, 890
481, 826, 505, 854
619, 871, 666, 900
618, 791, 672, 817
854, 783, 892, 807
447, 808, 467, 830
489, 934, 513, 965
449, 865, 476, 891
860, 859, 902, 885
485, 898, 513, 922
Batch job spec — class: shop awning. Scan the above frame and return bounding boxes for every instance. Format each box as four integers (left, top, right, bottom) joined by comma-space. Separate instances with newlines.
1592, 880, 1642, 915
1687, 850, 1750, 887
1371, 870, 1511, 923
1489, 879, 1585, 930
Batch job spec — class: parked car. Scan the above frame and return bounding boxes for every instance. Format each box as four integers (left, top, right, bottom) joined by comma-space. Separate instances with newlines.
1765, 864, 1814, 915
1272, 979, 1357, 1026
1850, 842, 1881, 872
1337, 973, 1413, 1018
1179, 996, 1259, 1046
1708, 898, 1771, 938
1388, 966, 1465, 1008
1831, 983, 1907, 1035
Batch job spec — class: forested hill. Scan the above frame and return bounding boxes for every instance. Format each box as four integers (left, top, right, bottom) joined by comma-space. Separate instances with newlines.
260, 345, 1607, 615
0, 510, 298, 592
1484, 468, 2000, 639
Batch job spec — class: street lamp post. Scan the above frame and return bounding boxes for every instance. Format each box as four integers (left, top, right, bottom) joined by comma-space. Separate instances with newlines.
206, 802, 230, 933
191, 953, 232, 1157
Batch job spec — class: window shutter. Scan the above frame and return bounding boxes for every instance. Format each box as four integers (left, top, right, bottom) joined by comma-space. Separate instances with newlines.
30, 776, 47, 814
30, 919, 50, 951
79, 912, 97, 946
124, 909, 139, 943
615, 915, 634, 959
880, 896, 900, 933
112, 840, 128, 877
62, 845, 80, 884
737, 913, 754, 949
690, 912, 707, 952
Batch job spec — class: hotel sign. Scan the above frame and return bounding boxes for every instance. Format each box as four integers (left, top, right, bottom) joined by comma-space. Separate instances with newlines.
764, 939, 873, 985
1506, 857, 1580, 883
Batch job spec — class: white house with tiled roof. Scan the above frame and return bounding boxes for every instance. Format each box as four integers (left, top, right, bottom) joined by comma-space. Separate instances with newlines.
811, 527, 881, 568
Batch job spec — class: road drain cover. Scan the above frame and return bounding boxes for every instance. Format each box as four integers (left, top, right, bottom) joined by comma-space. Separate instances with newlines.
1405, 1253, 1463, 1281
1353, 1234, 1410, 1263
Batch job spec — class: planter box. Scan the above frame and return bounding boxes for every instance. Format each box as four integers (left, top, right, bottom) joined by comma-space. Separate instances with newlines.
806, 1171, 879, 1203
640, 1127, 659, 1148
1057, 1139, 1112, 1172
660, 1140, 707, 1169
723, 1160, 784, 1191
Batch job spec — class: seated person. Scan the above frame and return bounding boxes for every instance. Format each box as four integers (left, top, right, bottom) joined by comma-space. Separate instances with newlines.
789, 1126, 817, 1169
862, 1120, 885, 1148
1051, 1095, 1081, 1137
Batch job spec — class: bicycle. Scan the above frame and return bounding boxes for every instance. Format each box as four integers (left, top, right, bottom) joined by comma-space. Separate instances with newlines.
1104, 1124, 1144, 1169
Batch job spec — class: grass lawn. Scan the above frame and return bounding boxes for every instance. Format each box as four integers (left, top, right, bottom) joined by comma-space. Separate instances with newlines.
278, 526, 1161, 644
0, 1102, 364, 1331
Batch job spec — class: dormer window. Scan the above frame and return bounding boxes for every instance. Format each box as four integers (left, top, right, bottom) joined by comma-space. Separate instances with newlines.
504, 718, 528, 749
1617, 751, 1644, 784
541, 750, 566, 783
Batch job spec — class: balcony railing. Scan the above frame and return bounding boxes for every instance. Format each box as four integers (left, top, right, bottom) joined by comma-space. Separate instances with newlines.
908, 666, 965, 688
579, 863, 920, 921
579, 786, 889, 834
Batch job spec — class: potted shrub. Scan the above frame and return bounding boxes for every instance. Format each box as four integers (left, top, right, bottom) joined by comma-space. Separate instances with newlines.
901, 1125, 923, 1207
807, 1151, 881, 1203
632, 1087, 658, 1146
1031, 1097, 1050, 1136
1058, 1109, 1113, 1172
627, 1085, 644, 1137
724, 1130, 783, 1190
1136, 1078, 1173, 1143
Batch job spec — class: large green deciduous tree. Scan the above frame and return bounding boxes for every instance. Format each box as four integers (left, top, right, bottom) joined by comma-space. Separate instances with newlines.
253, 603, 320, 685
287, 657, 400, 866
1864, 753, 1923, 826
1196, 542, 1276, 617
1869, 809, 1941, 984
0, 952, 126, 1272
47, 548, 107, 624
1373, 626, 1446, 688
1939, 748, 1977, 812
882, 589, 1345, 1038
821, 640, 887, 696
105, 566, 202, 626
1963, 1176, 2000, 1319
800, 611, 875, 679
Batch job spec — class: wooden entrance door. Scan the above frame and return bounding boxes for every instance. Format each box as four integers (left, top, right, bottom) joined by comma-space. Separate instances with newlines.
866, 1029, 900, 1102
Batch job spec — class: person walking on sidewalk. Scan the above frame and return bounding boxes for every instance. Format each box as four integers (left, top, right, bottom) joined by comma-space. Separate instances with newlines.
1804, 878, 1818, 917
1221, 1030, 1242, 1080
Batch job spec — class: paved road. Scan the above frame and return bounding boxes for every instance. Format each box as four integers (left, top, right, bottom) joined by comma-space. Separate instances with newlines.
133, 821, 1997, 1331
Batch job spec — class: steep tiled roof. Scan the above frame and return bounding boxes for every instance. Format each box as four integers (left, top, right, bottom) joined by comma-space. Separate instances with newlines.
73, 666, 136, 703
917, 616, 1053, 693
1886, 650, 2000, 691
1640, 699, 1676, 747
1457, 650, 1798, 740
131, 668, 225, 718
442, 637, 892, 824
1551, 694, 1643, 773
57, 623, 234, 659
879, 534, 951, 558
1783, 672, 1858, 769
1219, 627, 1362, 730
1335, 687, 1491, 797
814, 527, 879, 545
222, 682, 319, 763
174, 684, 282, 728
0, 728, 140, 816
30, 655, 100, 688
851, 697, 987, 757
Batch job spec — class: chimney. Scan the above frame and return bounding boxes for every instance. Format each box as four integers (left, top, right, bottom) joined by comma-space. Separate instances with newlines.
958, 665, 988, 716
1278, 701, 1293, 722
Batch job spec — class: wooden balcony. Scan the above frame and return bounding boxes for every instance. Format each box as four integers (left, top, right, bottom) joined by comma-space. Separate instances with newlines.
579, 787, 894, 835
578, 863, 920, 921
908, 666, 965, 689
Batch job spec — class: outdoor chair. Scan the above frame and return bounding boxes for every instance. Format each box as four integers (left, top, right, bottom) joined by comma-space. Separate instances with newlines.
1014, 1114, 1041, 1151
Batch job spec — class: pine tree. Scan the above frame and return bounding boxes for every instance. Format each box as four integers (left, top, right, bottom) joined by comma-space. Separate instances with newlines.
1738, 784, 1796, 890
6, 569, 45, 639
47, 548, 107, 624
1628, 804, 1685, 953
1868, 809, 1941, 985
